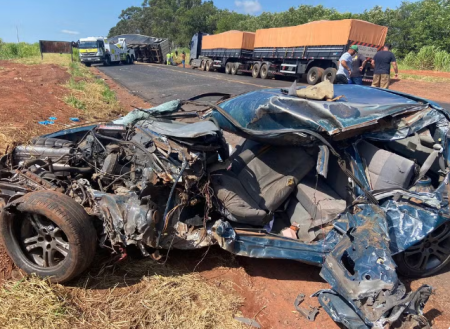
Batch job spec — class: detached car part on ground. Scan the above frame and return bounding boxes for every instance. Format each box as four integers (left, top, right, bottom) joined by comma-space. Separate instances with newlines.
1, 83, 449, 328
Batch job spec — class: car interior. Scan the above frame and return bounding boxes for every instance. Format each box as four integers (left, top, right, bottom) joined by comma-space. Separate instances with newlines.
210, 125, 444, 243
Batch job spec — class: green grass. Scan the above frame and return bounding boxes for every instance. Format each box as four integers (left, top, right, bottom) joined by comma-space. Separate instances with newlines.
398, 46, 450, 72
0, 40, 40, 60
67, 78, 85, 91
398, 73, 450, 83
64, 94, 86, 110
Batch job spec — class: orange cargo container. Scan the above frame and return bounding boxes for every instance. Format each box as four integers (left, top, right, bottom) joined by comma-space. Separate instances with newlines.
202, 31, 255, 51
254, 19, 388, 48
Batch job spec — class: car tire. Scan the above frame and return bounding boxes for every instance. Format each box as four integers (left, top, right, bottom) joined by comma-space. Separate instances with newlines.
231, 63, 238, 75
394, 222, 450, 278
205, 61, 212, 72
199, 60, 206, 71
84, 63, 92, 67
252, 64, 260, 78
190, 59, 195, 69
307, 67, 324, 85
0, 191, 97, 283
130, 56, 135, 64
322, 67, 337, 83
260, 63, 269, 79
225, 62, 232, 74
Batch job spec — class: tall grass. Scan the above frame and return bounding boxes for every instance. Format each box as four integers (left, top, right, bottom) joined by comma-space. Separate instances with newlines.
0, 39, 40, 60
399, 46, 450, 72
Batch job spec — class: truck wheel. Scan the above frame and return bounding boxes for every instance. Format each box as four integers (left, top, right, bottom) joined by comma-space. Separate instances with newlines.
307, 67, 324, 85
126, 55, 131, 65
0, 191, 97, 283
231, 63, 238, 75
199, 60, 206, 71
394, 222, 450, 278
130, 56, 135, 64
252, 64, 260, 78
104, 56, 111, 66
190, 59, 195, 69
205, 61, 212, 72
225, 63, 232, 74
84, 63, 92, 67
260, 64, 269, 79
322, 68, 337, 83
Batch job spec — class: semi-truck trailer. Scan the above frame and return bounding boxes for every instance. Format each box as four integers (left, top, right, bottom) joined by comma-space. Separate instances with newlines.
189, 19, 388, 84
78, 37, 136, 67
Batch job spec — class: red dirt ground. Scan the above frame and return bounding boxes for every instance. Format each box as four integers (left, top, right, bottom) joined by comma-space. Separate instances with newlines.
400, 69, 450, 79
0, 60, 450, 328
389, 78, 450, 104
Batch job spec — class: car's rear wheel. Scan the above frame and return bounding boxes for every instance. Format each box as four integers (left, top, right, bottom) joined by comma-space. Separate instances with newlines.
205, 60, 212, 72
0, 191, 97, 283
199, 60, 206, 71
322, 67, 337, 83
394, 222, 450, 278
84, 63, 92, 67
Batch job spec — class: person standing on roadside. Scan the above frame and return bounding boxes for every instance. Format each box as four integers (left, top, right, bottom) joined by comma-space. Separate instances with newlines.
349, 52, 369, 85
166, 52, 171, 65
335, 45, 359, 84
371, 44, 398, 89
181, 51, 186, 68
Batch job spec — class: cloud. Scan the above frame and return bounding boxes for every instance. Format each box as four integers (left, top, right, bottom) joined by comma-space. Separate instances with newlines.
61, 29, 79, 35
234, 0, 262, 15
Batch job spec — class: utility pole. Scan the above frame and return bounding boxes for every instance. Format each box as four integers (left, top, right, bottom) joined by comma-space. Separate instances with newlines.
16, 26, 20, 43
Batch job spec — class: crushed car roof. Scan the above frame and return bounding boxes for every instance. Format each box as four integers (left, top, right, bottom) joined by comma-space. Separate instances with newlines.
211, 85, 446, 138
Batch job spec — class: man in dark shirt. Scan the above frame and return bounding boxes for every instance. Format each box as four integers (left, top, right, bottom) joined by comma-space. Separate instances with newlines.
371, 44, 398, 89
349, 53, 369, 85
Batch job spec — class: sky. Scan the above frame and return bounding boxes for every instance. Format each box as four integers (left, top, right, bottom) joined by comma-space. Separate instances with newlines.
0, 0, 407, 43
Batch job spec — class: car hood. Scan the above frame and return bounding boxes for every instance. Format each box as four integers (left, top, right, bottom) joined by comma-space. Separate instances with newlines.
211, 85, 447, 140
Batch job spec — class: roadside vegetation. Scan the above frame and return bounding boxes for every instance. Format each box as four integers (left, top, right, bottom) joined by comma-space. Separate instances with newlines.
0, 258, 243, 329
0, 38, 40, 60
400, 46, 450, 72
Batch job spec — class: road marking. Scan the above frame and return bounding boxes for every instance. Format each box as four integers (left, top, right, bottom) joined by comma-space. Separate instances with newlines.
136, 62, 274, 89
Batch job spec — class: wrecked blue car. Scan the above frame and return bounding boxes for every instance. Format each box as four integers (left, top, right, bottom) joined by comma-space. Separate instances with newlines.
0, 82, 448, 329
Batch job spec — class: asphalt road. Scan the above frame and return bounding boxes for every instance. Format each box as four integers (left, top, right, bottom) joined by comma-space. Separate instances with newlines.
97, 63, 301, 105
98, 63, 450, 109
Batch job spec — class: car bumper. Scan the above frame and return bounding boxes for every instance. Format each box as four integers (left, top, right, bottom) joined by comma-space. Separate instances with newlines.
80, 56, 104, 62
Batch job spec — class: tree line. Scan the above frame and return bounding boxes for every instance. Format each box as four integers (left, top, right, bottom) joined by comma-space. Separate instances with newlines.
108, 0, 450, 58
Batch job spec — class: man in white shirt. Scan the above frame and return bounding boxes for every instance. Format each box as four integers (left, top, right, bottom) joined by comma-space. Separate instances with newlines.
335, 45, 359, 84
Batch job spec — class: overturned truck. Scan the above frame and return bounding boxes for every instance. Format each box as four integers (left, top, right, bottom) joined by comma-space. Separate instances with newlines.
108, 34, 170, 64
0, 83, 449, 328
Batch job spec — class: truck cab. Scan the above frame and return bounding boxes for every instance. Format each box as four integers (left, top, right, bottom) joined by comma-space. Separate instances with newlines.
189, 32, 208, 67
78, 37, 107, 67
78, 37, 135, 67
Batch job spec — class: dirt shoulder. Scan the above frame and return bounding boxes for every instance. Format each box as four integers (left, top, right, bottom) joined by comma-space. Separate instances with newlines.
400, 69, 450, 79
